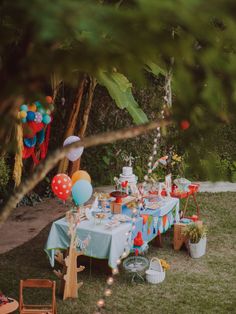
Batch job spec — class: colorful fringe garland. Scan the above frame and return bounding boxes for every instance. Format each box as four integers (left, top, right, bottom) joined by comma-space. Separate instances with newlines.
13, 123, 24, 187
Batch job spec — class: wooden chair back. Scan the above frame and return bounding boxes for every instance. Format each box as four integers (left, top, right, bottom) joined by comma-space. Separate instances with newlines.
19, 279, 57, 314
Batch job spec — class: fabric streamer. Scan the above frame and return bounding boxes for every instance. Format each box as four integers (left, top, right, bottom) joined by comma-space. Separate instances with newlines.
153, 216, 158, 234
147, 216, 153, 235
162, 215, 167, 230
13, 123, 24, 187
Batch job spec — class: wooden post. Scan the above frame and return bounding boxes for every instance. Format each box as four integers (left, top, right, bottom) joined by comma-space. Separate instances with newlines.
53, 211, 85, 300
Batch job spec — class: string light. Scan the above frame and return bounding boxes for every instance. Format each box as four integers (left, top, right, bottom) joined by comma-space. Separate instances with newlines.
107, 277, 114, 285
95, 198, 138, 313
104, 289, 112, 297
95, 72, 173, 314
97, 299, 105, 308
112, 268, 119, 275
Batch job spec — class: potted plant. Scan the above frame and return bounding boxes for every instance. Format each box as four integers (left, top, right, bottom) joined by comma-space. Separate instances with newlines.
182, 223, 207, 258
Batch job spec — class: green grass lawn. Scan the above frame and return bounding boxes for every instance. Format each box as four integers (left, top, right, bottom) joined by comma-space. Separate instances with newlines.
0, 193, 236, 314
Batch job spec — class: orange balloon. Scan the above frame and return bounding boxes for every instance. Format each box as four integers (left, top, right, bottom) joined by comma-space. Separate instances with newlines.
71, 170, 91, 185
28, 104, 37, 112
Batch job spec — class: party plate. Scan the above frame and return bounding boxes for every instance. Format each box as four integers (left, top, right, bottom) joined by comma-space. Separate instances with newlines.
113, 214, 131, 223
105, 220, 121, 229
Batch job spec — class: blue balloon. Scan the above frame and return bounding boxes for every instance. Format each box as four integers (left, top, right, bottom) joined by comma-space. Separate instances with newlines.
27, 111, 35, 121
72, 180, 93, 206
20, 104, 28, 112
42, 114, 51, 124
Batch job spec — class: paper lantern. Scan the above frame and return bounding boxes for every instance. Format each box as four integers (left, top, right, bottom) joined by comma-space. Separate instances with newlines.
19, 111, 27, 119
34, 112, 43, 123
38, 107, 46, 115
63, 136, 84, 161
27, 111, 35, 121
20, 104, 28, 111
28, 104, 37, 112
45, 96, 53, 104
35, 101, 41, 107
42, 114, 51, 124
71, 170, 91, 185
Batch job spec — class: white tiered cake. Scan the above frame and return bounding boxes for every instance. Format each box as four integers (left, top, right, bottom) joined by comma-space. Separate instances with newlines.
119, 166, 137, 184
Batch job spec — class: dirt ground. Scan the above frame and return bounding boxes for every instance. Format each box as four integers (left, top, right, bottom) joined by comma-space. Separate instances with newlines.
0, 186, 110, 254
0, 198, 66, 254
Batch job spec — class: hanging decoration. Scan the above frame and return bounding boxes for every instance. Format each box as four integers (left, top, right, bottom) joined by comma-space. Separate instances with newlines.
143, 71, 172, 187
19, 97, 54, 165
12, 123, 24, 187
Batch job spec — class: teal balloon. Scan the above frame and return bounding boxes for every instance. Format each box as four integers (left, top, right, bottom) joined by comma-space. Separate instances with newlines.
21, 118, 27, 123
20, 104, 28, 111
35, 101, 41, 107
42, 114, 51, 124
72, 180, 93, 205
38, 107, 46, 115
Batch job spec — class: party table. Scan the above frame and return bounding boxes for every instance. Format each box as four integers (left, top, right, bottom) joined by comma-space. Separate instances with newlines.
45, 217, 132, 269
45, 197, 179, 268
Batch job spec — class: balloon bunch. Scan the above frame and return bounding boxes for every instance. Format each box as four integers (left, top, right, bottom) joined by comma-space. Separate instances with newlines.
20, 96, 54, 164
51, 135, 92, 205
19, 96, 54, 125
51, 170, 93, 205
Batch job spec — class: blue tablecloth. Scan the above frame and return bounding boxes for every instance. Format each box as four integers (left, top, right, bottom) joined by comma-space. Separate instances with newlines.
45, 217, 132, 269
45, 197, 179, 269
124, 197, 179, 242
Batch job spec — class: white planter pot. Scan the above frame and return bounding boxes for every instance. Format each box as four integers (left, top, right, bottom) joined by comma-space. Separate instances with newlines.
189, 236, 207, 258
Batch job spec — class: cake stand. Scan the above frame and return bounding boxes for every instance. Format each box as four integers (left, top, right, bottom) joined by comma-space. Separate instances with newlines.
123, 256, 149, 283
110, 191, 128, 204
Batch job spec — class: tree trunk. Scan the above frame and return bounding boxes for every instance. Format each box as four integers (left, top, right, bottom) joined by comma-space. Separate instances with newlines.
0, 96, 24, 154
69, 77, 97, 176
58, 76, 86, 174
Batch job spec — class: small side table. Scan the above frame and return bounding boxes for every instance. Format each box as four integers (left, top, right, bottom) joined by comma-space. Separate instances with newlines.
162, 184, 201, 218
0, 299, 19, 314
173, 220, 203, 251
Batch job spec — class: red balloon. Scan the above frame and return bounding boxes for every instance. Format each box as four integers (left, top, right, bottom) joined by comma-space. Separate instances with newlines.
51, 174, 72, 201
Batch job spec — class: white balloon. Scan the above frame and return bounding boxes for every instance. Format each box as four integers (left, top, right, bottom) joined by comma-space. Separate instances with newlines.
63, 135, 84, 161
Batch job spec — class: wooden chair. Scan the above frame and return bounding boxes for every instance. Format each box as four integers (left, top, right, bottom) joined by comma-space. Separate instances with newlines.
19, 279, 57, 314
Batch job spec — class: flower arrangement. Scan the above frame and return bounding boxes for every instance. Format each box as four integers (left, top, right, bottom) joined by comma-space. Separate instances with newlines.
182, 223, 207, 244
159, 259, 170, 271
170, 152, 185, 177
